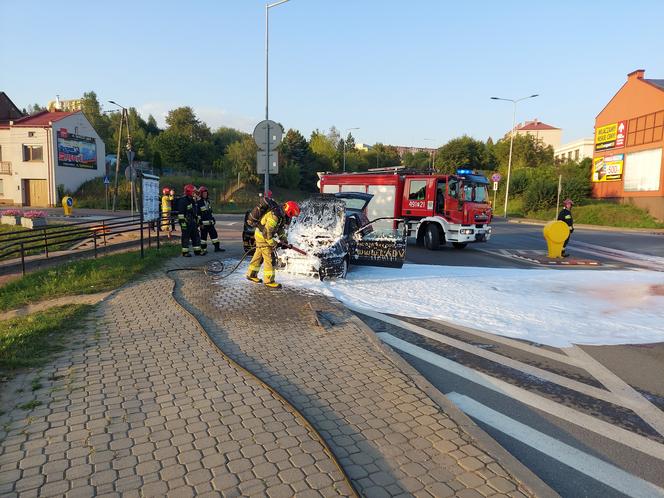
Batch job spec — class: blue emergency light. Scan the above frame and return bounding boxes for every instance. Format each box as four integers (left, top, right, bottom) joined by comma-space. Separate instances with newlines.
456, 169, 473, 175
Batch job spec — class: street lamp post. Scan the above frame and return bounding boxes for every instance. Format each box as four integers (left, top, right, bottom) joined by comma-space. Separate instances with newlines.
108, 100, 133, 213
490, 94, 538, 218
264, 0, 289, 195
343, 127, 360, 172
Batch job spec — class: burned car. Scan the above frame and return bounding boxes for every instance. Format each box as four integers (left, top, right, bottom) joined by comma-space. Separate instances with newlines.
279, 193, 407, 280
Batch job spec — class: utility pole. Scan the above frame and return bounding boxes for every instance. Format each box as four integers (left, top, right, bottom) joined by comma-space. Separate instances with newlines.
112, 109, 125, 211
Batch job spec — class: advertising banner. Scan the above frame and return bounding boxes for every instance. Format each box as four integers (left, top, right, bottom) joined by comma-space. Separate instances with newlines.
592, 154, 624, 182
595, 121, 627, 151
57, 128, 97, 168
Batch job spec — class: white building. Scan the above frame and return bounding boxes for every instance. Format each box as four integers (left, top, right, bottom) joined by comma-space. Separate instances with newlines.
0, 94, 105, 207
554, 138, 595, 163
511, 119, 562, 149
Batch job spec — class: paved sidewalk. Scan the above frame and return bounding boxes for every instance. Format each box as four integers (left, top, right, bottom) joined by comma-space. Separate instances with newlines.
174, 254, 541, 497
0, 246, 550, 497
0, 258, 352, 497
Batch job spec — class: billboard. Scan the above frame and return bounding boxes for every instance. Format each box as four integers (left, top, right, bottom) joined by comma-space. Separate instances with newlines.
57, 128, 97, 168
595, 121, 627, 151
592, 154, 624, 182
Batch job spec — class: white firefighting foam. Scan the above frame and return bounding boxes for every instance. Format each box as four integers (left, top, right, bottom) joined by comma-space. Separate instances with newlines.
271, 264, 664, 347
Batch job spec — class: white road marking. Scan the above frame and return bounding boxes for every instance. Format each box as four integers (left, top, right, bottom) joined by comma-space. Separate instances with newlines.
571, 241, 664, 271
351, 304, 581, 367
352, 307, 626, 406
378, 333, 664, 461
564, 346, 664, 438
447, 393, 664, 498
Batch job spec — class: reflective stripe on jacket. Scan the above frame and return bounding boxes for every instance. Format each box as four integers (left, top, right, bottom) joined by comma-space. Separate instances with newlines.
254, 210, 283, 247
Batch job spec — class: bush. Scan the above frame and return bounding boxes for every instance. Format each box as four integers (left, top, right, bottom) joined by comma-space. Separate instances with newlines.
509, 169, 530, 196
275, 162, 301, 190
523, 175, 557, 213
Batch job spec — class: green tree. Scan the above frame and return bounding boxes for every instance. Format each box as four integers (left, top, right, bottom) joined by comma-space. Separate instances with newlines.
434, 135, 491, 174
212, 127, 247, 156
24, 103, 46, 115
493, 134, 553, 170
165, 107, 211, 141
81, 91, 111, 147
281, 129, 310, 165
226, 137, 258, 185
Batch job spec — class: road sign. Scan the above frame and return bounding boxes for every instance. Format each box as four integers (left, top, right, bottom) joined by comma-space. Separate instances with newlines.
493, 181, 499, 191
253, 120, 283, 150
126, 149, 135, 164
103, 176, 110, 185
125, 166, 137, 181
491, 173, 502, 183
257, 149, 279, 175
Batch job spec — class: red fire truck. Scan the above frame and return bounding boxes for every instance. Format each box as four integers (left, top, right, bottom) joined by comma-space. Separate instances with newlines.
318, 168, 492, 250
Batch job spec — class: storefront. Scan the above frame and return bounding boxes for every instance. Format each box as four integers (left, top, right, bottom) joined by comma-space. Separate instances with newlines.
592, 69, 664, 220
0, 101, 105, 207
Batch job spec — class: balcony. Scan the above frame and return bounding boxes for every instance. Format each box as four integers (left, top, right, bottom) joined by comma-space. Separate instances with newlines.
0, 161, 11, 175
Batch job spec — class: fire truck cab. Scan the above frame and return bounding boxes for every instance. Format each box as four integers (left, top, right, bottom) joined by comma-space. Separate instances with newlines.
319, 168, 492, 250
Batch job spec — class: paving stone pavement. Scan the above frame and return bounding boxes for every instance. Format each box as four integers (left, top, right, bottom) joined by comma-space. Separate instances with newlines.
175, 257, 538, 498
0, 257, 354, 497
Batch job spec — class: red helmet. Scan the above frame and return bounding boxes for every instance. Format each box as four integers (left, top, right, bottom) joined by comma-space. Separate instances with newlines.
183, 184, 195, 196
283, 201, 301, 218
563, 198, 573, 206
199, 186, 208, 197
162, 187, 170, 195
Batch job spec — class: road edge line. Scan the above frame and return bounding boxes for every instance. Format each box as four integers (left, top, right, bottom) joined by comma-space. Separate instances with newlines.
343, 309, 560, 498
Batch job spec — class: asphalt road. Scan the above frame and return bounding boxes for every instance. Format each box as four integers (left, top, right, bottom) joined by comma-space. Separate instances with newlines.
357, 220, 664, 497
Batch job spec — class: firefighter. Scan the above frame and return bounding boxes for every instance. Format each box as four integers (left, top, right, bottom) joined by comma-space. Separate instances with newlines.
246, 200, 301, 289
557, 198, 574, 257
197, 186, 224, 253
161, 187, 174, 238
175, 184, 203, 257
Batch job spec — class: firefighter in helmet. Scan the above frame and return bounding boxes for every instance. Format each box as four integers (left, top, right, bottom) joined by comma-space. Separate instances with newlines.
196, 186, 224, 253
175, 184, 203, 257
246, 200, 301, 288
161, 187, 174, 238
557, 198, 574, 257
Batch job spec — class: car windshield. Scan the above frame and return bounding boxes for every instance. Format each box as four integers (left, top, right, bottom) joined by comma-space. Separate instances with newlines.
462, 182, 488, 202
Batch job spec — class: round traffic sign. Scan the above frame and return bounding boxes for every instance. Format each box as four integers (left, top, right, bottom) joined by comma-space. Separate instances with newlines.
491, 173, 502, 182
253, 120, 283, 150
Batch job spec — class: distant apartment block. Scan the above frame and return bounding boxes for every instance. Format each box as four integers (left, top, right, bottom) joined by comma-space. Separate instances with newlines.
554, 138, 594, 163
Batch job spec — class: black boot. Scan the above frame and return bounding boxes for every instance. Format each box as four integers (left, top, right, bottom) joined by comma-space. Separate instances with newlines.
214, 242, 225, 252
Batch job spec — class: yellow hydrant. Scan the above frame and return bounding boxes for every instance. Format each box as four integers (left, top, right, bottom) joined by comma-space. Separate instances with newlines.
62, 196, 74, 216
543, 220, 570, 258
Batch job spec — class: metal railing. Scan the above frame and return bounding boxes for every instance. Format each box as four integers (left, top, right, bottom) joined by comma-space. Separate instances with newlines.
0, 161, 11, 175
0, 214, 173, 275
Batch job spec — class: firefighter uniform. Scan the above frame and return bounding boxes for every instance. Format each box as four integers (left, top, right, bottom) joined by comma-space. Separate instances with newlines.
246, 209, 286, 288
197, 197, 223, 253
161, 193, 174, 232
175, 195, 202, 256
557, 206, 574, 256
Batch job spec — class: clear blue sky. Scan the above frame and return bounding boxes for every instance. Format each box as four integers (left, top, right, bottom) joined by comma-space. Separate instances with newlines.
2, 0, 663, 148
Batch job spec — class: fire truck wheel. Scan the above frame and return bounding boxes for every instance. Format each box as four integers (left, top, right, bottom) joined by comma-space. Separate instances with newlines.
452, 242, 467, 250
424, 224, 441, 250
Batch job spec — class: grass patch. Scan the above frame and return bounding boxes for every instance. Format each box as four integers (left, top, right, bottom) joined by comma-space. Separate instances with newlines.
527, 202, 664, 229
0, 305, 92, 370
0, 223, 93, 261
0, 224, 29, 236
0, 244, 180, 312
18, 399, 42, 410
31, 378, 42, 391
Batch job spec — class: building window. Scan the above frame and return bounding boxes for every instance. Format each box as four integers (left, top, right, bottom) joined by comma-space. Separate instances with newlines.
624, 148, 662, 192
0, 179, 3, 196
408, 180, 427, 200
575, 149, 580, 160
28, 131, 35, 137
627, 110, 664, 147
22, 145, 43, 162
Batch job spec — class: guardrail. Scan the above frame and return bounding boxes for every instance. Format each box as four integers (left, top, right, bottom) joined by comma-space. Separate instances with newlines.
0, 214, 172, 275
